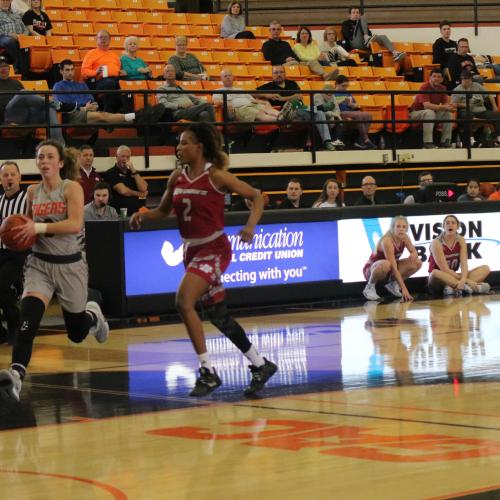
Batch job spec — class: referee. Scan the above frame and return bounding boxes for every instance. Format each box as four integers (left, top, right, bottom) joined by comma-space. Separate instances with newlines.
0, 161, 28, 344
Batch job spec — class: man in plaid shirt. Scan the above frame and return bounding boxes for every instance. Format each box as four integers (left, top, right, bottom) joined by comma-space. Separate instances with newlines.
0, 0, 29, 74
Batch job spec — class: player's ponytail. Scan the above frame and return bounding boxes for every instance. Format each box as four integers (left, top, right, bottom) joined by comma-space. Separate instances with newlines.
186, 122, 229, 170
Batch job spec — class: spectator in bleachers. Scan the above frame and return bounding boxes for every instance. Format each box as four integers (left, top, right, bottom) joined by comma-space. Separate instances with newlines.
488, 182, 500, 201
278, 178, 307, 209
355, 175, 379, 205
312, 178, 344, 207
446, 38, 481, 87
451, 70, 500, 148
78, 144, 101, 205
156, 63, 215, 123
53, 59, 164, 129
457, 179, 486, 202
84, 182, 119, 221
212, 68, 281, 123
334, 75, 376, 149
313, 82, 345, 149
410, 69, 455, 149
319, 27, 357, 67
0, 0, 29, 74
257, 65, 336, 151
432, 21, 457, 71
261, 20, 299, 67
81, 30, 123, 113
120, 36, 152, 81
22, 0, 51, 36
103, 145, 148, 216
220, 1, 254, 39
168, 36, 208, 81
403, 171, 434, 204
0, 54, 64, 142
292, 26, 338, 80
341, 7, 405, 62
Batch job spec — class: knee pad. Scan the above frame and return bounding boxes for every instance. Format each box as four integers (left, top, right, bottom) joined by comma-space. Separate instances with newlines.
206, 302, 251, 353
63, 309, 92, 343
17, 296, 45, 345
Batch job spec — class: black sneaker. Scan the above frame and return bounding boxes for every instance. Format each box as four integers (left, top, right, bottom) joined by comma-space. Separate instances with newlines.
134, 104, 165, 125
244, 358, 278, 396
190, 367, 222, 397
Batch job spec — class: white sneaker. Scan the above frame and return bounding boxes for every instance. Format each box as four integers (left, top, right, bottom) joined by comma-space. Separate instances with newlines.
332, 139, 345, 149
86, 301, 109, 343
443, 285, 456, 296
385, 280, 402, 298
0, 368, 22, 403
463, 284, 473, 295
363, 284, 380, 301
475, 282, 491, 294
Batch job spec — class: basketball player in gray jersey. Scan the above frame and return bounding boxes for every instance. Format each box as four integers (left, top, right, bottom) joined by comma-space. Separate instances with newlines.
0, 140, 110, 404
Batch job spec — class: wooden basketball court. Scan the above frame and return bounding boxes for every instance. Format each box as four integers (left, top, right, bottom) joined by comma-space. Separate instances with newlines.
1, 294, 499, 499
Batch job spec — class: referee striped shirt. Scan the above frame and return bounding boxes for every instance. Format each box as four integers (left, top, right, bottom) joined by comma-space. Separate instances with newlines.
0, 189, 28, 250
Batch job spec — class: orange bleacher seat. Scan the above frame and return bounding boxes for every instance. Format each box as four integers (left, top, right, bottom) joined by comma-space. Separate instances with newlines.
374, 94, 392, 107
186, 37, 201, 49
199, 37, 224, 50
44, 0, 64, 7
108, 36, 124, 49
234, 80, 257, 90
227, 64, 250, 79
357, 94, 385, 133
147, 80, 164, 90
51, 48, 82, 64
164, 13, 188, 24
309, 80, 327, 91
210, 13, 225, 25
68, 22, 95, 35
65, 0, 92, 8
137, 50, 161, 63
119, 80, 149, 110
386, 81, 411, 92
246, 39, 263, 51
214, 51, 240, 64
484, 82, 500, 108
18, 35, 52, 73
86, 10, 110, 23
120, 0, 144, 9
247, 26, 268, 38
93, 0, 119, 9
159, 50, 175, 61
284, 65, 301, 80
190, 25, 216, 37
479, 67, 495, 80
21, 80, 49, 91
348, 65, 376, 80
395, 94, 416, 107
360, 80, 387, 92
153, 37, 176, 50
119, 24, 145, 36
223, 39, 249, 51
50, 21, 68, 34
94, 23, 120, 35
186, 13, 212, 25
337, 66, 350, 77
408, 81, 423, 91
166, 25, 192, 37
385, 103, 411, 133
248, 64, 272, 80
142, 11, 166, 23
61, 10, 88, 22
491, 55, 500, 64
346, 80, 362, 91
204, 63, 222, 78
45, 8, 64, 21
18, 34, 46, 48
73, 36, 97, 48
143, 24, 168, 37
409, 54, 439, 81
393, 42, 415, 54
137, 36, 152, 49
372, 66, 403, 81
413, 42, 432, 54
238, 51, 265, 64
201, 80, 221, 91
191, 51, 213, 63
112, 11, 139, 24
143, 0, 173, 11
46, 35, 76, 48
149, 63, 165, 79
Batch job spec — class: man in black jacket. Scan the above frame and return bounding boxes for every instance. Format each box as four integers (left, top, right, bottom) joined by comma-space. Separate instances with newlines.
446, 38, 480, 87
432, 21, 457, 70
261, 21, 298, 67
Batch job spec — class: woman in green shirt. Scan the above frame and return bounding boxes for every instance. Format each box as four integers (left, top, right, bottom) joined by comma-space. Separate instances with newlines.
120, 36, 152, 81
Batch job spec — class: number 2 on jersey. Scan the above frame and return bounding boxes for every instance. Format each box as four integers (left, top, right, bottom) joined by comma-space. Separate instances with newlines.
182, 198, 192, 221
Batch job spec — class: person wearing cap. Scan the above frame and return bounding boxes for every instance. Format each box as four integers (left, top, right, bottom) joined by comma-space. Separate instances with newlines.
0, 54, 64, 143
0, 0, 29, 74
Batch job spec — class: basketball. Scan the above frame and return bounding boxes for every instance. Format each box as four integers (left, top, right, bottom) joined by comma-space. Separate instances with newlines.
0, 214, 37, 252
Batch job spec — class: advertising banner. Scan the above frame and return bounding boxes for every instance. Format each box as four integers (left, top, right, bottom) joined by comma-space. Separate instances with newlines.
124, 220, 339, 296
338, 212, 500, 282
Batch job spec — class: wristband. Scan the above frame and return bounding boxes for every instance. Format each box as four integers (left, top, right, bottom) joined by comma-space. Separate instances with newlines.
34, 223, 48, 234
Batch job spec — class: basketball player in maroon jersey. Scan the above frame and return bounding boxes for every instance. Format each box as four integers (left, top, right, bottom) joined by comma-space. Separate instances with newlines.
428, 214, 490, 296
130, 123, 277, 397
363, 215, 422, 302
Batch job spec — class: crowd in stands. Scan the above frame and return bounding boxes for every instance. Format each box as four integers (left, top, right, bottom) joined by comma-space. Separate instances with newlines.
0, 0, 498, 152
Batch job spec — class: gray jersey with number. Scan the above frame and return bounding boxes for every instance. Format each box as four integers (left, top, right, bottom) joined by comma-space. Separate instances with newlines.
31, 179, 81, 255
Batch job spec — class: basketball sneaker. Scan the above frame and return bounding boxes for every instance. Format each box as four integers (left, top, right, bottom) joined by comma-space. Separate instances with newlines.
190, 367, 222, 397
86, 301, 109, 343
244, 358, 278, 396
0, 368, 22, 403
443, 285, 457, 296
385, 280, 402, 298
363, 283, 380, 301
475, 282, 491, 294
462, 284, 473, 295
